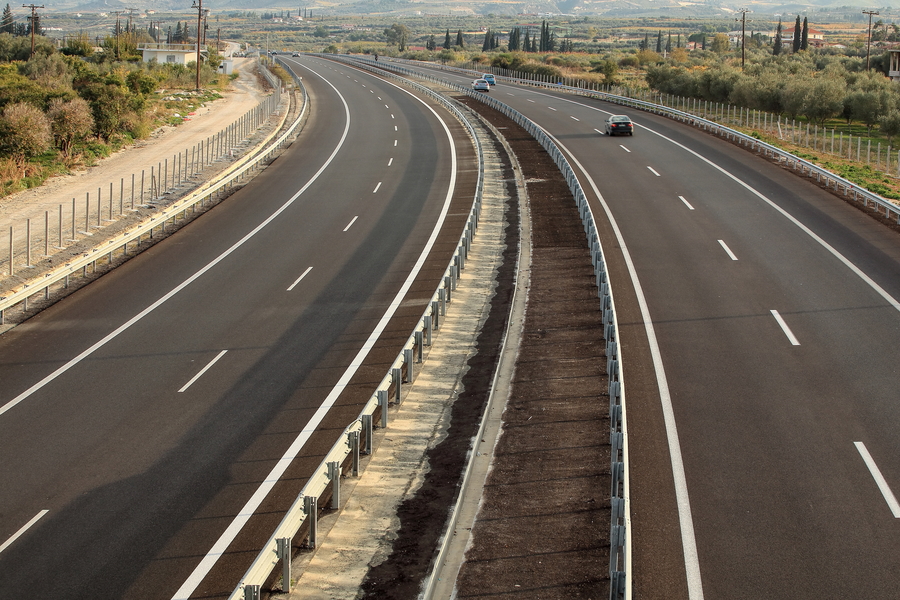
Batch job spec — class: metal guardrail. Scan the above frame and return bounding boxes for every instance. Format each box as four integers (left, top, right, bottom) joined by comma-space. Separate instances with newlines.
0, 63, 303, 325
225, 54, 487, 600
344, 56, 631, 600
400, 57, 900, 226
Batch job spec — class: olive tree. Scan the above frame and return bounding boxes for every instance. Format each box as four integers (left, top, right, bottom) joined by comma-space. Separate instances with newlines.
47, 97, 94, 156
0, 101, 51, 165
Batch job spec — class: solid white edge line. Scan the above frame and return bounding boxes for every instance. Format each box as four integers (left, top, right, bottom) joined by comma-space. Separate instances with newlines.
343, 215, 359, 231
679, 195, 695, 210
854, 441, 900, 518
539, 129, 705, 600
171, 57, 460, 600
718, 239, 738, 261
0, 510, 49, 554
286, 266, 313, 291
770, 309, 800, 345
647, 166, 661, 176
178, 350, 228, 393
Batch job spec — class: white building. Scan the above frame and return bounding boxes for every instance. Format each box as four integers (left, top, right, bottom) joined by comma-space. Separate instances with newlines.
138, 43, 206, 65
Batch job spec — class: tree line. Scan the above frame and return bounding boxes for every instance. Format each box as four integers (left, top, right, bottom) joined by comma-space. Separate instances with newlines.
646, 52, 900, 139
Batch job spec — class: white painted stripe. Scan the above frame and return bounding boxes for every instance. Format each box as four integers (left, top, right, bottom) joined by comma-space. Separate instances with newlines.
384, 104, 389, 109
394, 125, 397, 131
527, 98, 535, 102
171, 68, 461, 600
373, 182, 382, 193
286, 266, 313, 291
507, 92, 515, 96
718, 240, 738, 261
619, 145, 631, 153
855, 441, 900, 518
594, 128, 603, 134
369, 90, 373, 93
770, 310, 800, 345
679, 195, 695, 210
0, 510, 48, 554
388, 157, 393, 166
391, 114, 395, 119
647, 166, 661, 176
0, 64, 334, 419
570, 115, 579, 121
539, 130, 704, 600
394, 139, 397, 147
548, 106, 557, 111
178, 350, 228, 393
343, 216, 359, 231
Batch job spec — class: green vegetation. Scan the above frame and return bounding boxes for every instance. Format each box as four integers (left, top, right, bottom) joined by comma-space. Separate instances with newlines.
0, 17, 228, 196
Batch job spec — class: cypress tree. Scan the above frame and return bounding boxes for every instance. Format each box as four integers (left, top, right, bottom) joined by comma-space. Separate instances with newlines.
456, 28, 464, 48
444, 29, 451, 49
1, 4, 13, 35
774, 18, 783, 55
792, 15, 802, 52
656, 30, 662, 53
801, 17, 809, 50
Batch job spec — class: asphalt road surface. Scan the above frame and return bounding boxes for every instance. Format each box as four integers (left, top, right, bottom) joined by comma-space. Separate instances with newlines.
392, 62, 900, 599
0, 56, 474, 600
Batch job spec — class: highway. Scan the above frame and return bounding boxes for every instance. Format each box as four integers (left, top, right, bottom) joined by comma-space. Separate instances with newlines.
388, 62, 900, 599
0, 56, 475, 599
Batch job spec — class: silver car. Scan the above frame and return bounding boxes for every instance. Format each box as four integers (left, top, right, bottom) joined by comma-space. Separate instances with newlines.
472, 79, 490, 92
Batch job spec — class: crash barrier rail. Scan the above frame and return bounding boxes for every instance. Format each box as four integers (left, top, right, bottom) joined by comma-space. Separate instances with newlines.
0, 61, 304, 325
225, 54, 486, 600
348, 55, 631, 599
1, 58, 287, 286
388, 56, 900, 227
344, 55, 631, 600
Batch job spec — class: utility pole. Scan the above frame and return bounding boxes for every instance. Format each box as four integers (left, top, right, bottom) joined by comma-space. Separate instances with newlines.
126, 8, 138, 34
22, 3, 44, 58
111, 10, 124, 59
192, 0, 203, 90
863, 9, 879, 70
736, 8, 751, 70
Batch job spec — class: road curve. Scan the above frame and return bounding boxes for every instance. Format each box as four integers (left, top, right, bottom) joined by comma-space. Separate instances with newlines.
0, 55, 476, 600
393, 62, 900, 600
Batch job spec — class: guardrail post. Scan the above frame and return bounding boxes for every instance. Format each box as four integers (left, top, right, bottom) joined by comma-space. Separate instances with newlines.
361, 415, 373, 455
415, 330, 424, 361
304, 495, 317, 548
378, 390, 389, 428
243, 584, 261, 600
328, 460, 341, 509
431, 302, 440, 329
348, 430, 361, 476
424, 315, 433, 345
393, 367, 402, 404
438, 288, 446, 317
276, 537, 292, 592
404, 348, 414, 382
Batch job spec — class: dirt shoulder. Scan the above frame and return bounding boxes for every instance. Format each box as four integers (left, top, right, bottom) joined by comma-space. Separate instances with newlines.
0, 57, 271, 287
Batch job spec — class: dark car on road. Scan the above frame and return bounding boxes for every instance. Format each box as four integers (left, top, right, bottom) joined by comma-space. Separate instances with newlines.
605, 115, 634, 136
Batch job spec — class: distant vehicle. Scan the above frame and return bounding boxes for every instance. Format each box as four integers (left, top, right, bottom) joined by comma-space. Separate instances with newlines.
292, 52, 299, 56
482, 73, 496, 85
472, 79, 490, 92
605, 115, 634, 136
270, 51, 277, 55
